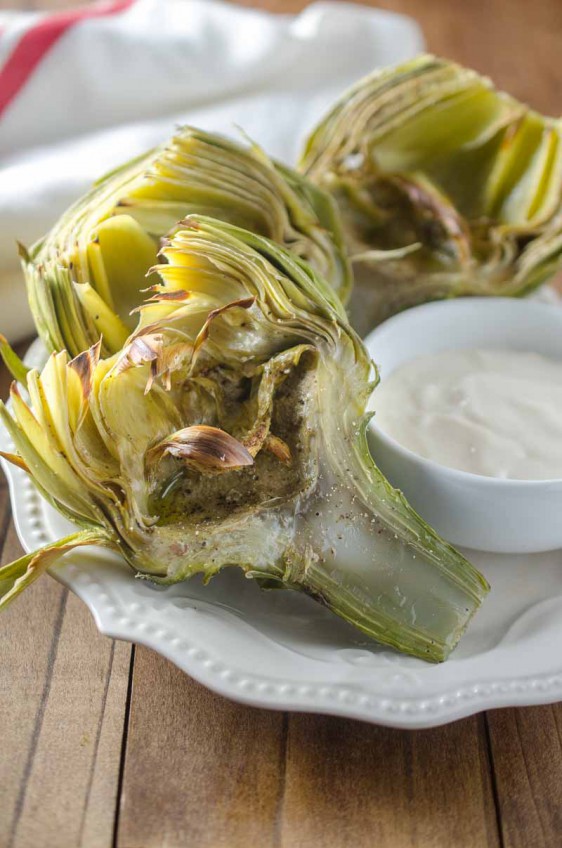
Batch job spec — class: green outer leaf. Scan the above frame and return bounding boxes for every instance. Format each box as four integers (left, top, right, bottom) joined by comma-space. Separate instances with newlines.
0, 335, 30, 385
0, 528, 110, 610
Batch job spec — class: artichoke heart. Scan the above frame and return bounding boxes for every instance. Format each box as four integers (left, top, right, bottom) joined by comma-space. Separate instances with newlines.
0, 217, 488, 661
23, 127, 351, 357
300, 54, 562, 335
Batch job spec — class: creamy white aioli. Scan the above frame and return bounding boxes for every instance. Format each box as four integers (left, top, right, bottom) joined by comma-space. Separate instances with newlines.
372, 348, 562, 481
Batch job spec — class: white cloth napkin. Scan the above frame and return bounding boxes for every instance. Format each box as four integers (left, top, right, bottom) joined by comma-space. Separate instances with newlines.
0, 0, 424, 342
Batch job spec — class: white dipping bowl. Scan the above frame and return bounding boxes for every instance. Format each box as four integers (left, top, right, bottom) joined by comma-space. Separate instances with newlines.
364, 297, 562, 554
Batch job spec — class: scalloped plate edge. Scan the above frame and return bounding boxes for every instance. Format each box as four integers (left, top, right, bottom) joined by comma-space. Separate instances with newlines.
3, 338, 562, 728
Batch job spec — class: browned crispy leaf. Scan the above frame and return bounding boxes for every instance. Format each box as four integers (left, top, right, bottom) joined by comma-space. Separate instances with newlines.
112, 331, 163, 378
68, 340, 102, 399
264, 434, 292, 465
0, 451, 29, 473
193, 297, 256, 357
149, 425, 254, 474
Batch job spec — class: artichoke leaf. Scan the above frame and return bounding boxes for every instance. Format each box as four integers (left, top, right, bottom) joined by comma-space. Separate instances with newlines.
24, 127, 351, 357
0, 529, 112, 611
1, 217, 488, 661
300, 54, 562, 334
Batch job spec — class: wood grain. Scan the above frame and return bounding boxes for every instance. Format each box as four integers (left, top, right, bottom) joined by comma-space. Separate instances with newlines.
277, 713, 499, 848
0, 2, 561, 848
116, 649, 499, 848
0, 515, 132, 848
116, 649, 287, 848
487, 707, 562, 848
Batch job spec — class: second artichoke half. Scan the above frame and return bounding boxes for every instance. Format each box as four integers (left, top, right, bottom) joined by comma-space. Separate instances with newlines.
301, 54, 562, 335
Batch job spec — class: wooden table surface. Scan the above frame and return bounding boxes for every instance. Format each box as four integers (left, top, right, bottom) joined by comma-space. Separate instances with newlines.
1, 1, 561, 846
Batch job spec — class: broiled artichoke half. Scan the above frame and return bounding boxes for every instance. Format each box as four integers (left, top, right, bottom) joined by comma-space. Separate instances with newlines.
0, 218, 488, 661
23, 127, 351, 358
300, 54, 562, 335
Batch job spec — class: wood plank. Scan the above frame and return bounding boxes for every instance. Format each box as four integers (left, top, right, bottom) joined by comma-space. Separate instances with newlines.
0, 512, 132, 848
486, 707, 562, 848
117, 648, 499, 848
116, 648, 286, 848
277, 713, 499, 848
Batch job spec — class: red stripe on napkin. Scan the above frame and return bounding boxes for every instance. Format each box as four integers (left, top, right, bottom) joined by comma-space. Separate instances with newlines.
0, 0, 136, 119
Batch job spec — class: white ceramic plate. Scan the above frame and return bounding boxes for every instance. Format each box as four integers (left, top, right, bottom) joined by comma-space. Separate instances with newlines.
3, 338, 562, 729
